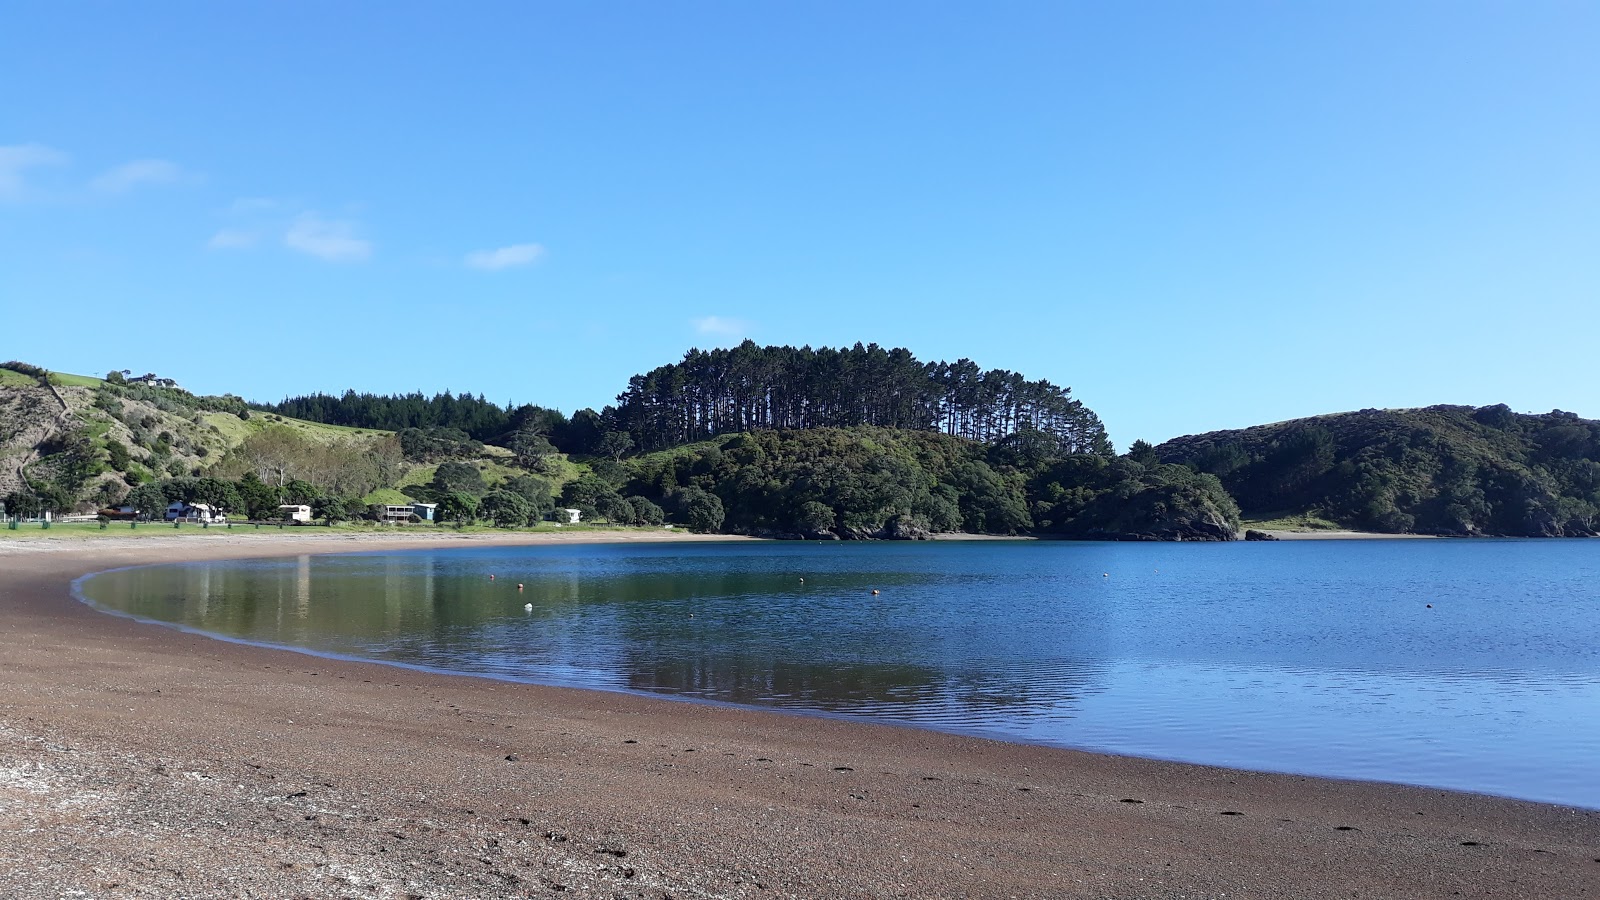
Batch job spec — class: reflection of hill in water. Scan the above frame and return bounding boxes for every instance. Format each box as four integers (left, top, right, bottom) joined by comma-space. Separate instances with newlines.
79, 541, 1600, 808
82, 546, 1120, 728
619, 652, 1110, 726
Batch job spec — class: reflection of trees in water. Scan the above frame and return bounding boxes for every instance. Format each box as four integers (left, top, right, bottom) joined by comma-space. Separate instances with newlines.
618, 648, 1110, 725
89, 550, 1115, 727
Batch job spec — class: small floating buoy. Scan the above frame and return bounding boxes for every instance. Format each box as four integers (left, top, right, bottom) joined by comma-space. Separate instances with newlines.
1426, 604, 1433, 608
799, 577, 804, 583
524, 603, 533, 611
489, 574, 495, 581
871, 589, 880, 595
1103, 573, 1109, 578
517, 583, 524, 591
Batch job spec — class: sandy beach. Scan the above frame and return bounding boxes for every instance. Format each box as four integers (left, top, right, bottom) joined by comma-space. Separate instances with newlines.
0, 530, 1595, 899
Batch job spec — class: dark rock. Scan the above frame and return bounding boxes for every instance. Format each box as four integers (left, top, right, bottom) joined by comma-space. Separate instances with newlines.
1244, 529, 1279, 541
880, 514, 932, 541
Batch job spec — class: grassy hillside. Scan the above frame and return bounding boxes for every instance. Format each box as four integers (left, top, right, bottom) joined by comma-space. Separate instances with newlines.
1, 363, 585, 517
1155, 404, 1600, 536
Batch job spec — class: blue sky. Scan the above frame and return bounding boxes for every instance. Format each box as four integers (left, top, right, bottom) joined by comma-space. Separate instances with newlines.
3, 2, 1595, 448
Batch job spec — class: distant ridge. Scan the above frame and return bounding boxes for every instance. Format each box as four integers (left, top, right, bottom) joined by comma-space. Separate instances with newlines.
1154, 404, 1599, 537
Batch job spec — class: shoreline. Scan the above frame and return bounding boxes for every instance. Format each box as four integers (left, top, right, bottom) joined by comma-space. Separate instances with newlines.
2, 531, 1596, 897
1255, 529, 1441, 540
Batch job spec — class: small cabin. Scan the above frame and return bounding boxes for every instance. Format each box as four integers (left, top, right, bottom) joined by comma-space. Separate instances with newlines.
412, 502, 437, 522
278, 504, 313, 524
165, 501, 225, 524
561, 508, 581, 524
381, 505, 416, 524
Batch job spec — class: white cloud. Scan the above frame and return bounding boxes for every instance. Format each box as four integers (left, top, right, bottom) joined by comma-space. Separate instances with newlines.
693, 315, 754, 338
284, 213, 371, 262
207, 228, 259, 250
0, 143, 68, 199
91, 158, 185, 193
465, 242, 546, 271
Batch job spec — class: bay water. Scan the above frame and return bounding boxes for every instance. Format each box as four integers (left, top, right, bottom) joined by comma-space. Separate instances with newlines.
77, 539, 1600, 808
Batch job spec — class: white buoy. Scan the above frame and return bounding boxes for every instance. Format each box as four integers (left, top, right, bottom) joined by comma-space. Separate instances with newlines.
524, 602, 533, 611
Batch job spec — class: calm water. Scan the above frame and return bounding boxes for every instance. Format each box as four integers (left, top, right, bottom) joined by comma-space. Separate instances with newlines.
77, 539, 1600, 809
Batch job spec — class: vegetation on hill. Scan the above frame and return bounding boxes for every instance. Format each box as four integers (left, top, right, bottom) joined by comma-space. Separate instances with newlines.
604, 426, 1237, 540
1153, 405, 1600, 536
254, 390, 606, 456
0, 363, 585, 527
608, 340, 1111, 455
16, 354, 1594, 542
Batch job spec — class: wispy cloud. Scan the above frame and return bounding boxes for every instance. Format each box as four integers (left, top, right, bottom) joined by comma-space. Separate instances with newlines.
284, 213, 372, 262
0, 143, 68, 199
90, 158, 186, 193
693, 315, 754, 338
207, 228, 259, 250
465, 242, 546, 271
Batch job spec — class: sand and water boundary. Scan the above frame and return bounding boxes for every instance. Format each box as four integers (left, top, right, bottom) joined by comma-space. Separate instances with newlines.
0, 529, 1595, 898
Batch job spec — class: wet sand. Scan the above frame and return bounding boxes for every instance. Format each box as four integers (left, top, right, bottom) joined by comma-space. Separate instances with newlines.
1, 531, 1595, 899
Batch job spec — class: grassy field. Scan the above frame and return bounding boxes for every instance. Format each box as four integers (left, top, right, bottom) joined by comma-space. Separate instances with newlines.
361, 487, 415, 506
1240, 513, 1345, 532
203, 412, 388, 446
0, 368, 39, 387
48, 372, 106, 388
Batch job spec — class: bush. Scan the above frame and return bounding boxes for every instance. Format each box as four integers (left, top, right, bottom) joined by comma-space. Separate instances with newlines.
2, 361, 48, 379
105, 440, 132, 472
675, 487, 724, 533
627, 495, 665, 526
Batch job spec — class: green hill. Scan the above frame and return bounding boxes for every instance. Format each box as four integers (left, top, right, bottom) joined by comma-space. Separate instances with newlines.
614, 426, 1238, 540
0, 363, 576, 520
1153, 405, 1600, 536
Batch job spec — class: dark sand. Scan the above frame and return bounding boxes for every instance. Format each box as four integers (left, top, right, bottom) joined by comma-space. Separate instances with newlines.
1, 532, 1595, 899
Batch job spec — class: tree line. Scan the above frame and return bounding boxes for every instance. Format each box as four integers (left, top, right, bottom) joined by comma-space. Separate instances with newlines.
607, 341, 1112, 455
251, 343, 1113, 463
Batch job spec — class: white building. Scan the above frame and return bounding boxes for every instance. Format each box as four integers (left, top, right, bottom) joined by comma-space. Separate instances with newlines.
165, 502, 226, 524
381, 505, 416, 524
561, 508, 581, 524
278, 504, 313, 523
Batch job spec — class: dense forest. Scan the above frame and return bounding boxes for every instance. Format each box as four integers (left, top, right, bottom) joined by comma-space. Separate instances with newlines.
609, 341, 1111, 455
1154, 405, 1600, 537
608, 427, 1237, 540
